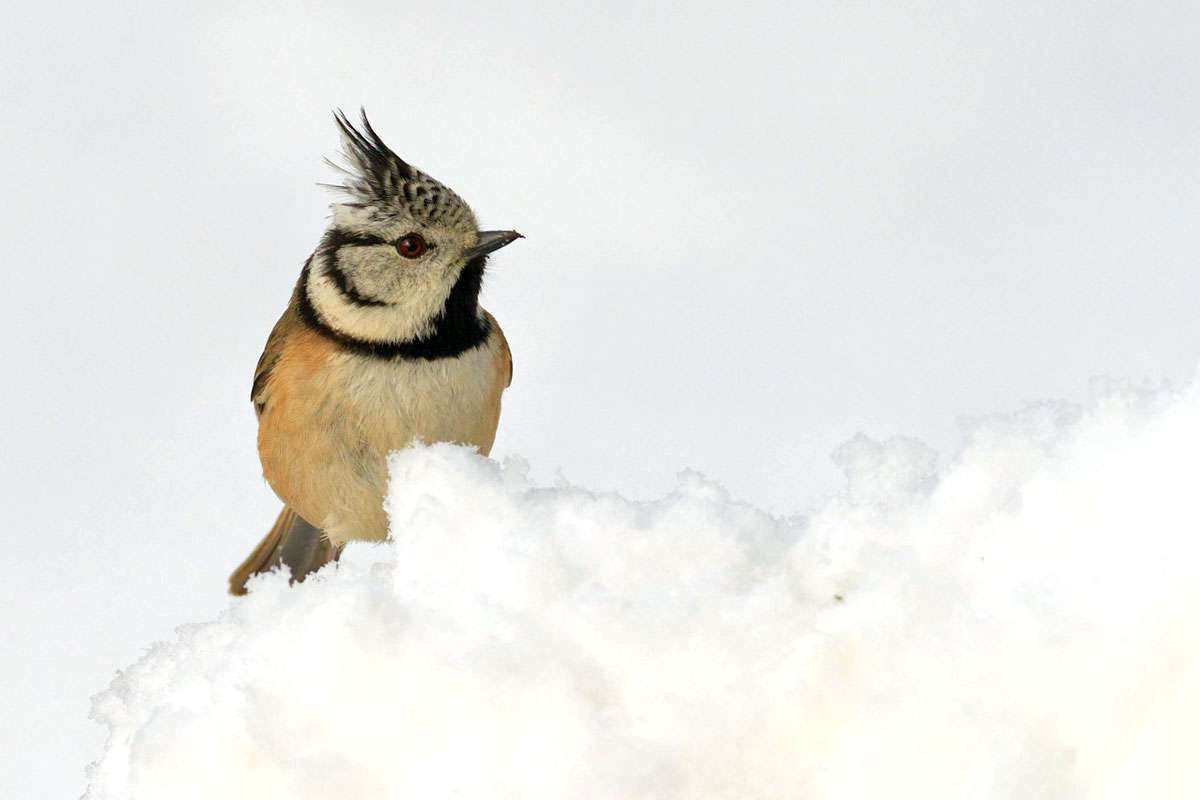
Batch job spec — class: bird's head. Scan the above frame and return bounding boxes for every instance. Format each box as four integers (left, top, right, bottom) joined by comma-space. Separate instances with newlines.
301, 109, 521, 352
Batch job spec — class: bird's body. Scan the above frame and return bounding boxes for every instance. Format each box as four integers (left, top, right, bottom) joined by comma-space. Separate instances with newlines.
230, 111, 520, 594
253, 290, 511, 546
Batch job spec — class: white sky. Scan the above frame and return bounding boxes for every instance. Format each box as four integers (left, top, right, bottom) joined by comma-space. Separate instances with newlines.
3, 1, 1199, 796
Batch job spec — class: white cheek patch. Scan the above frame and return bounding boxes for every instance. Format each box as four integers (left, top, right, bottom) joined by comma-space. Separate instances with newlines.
335, 246, 405, 301
308, 252, 459, 344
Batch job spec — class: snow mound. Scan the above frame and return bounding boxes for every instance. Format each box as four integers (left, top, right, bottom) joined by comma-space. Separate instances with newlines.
87, 380, 1200, 798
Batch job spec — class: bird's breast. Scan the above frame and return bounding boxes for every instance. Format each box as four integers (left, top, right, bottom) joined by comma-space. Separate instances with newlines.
257, 326, 507, 543
327, 341, 503, 452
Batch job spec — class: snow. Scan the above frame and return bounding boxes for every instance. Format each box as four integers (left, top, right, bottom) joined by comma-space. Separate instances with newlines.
86, 379, 1200, 798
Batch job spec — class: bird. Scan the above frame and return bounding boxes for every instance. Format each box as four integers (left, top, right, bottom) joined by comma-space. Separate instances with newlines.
229, 109, 522, 595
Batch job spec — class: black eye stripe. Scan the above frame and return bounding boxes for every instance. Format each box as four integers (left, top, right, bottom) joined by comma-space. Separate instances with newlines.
320, 227, 437, 257
321, 229, 389, 250
342, 234, 389, 247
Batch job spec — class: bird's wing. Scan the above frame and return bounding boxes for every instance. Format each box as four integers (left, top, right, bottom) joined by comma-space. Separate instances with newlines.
484, 310, 513, 387
252, 287, 306, 417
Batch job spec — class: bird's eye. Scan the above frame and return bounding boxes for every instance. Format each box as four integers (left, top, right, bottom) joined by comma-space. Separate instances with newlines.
395, 233, 428, 259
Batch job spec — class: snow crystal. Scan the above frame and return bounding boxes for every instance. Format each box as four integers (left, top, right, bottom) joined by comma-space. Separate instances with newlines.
86, 379, 1200, 798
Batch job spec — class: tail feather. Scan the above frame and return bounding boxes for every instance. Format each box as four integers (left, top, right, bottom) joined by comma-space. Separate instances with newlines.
228, 507, 343, 595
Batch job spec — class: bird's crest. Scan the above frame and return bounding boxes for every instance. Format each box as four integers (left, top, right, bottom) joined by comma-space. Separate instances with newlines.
324, 108, 473, 228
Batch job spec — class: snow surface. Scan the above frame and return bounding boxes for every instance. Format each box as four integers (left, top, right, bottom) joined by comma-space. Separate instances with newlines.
87, 379, 1200, 798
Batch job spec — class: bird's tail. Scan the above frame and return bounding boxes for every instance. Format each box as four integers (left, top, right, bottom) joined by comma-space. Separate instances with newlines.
228, 506, 343, 595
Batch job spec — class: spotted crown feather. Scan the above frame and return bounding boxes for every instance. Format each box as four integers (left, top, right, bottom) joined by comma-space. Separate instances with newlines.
325, 108, 474, 228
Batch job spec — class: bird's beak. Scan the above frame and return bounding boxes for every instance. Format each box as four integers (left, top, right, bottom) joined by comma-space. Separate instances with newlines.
465, 230, 524, 260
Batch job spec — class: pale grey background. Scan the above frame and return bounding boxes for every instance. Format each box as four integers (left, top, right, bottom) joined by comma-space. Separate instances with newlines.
3, 1, 1198, 795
